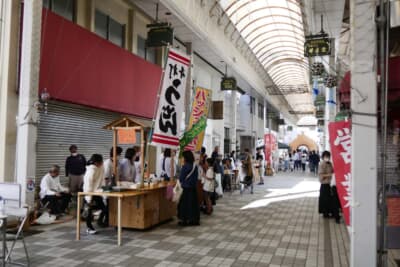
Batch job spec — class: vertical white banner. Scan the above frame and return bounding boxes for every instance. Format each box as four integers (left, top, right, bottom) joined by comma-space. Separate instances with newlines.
152, 48, 191, 149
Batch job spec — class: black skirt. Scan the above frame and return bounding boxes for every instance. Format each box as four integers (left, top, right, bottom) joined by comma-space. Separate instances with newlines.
319, 184, 331, 215
178, 187, 200, 223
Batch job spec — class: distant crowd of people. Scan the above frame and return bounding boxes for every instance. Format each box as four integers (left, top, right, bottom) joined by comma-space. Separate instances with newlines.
276, 150, 321, 175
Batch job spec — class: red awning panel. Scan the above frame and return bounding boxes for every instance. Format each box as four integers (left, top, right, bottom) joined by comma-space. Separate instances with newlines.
339, 56, 400, 104
39, 10, 162, 119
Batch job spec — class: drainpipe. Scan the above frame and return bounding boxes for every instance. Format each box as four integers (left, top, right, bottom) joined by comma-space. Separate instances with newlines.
377, 0, 389, 265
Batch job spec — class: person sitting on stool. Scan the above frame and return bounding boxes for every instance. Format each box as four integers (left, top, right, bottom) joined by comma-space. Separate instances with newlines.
40, 165, 71, 216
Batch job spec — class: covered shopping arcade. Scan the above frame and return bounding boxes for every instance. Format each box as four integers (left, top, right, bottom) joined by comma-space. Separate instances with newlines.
0, 0, 399, 266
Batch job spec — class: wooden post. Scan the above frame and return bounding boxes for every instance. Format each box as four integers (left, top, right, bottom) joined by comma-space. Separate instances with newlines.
140, 128, 145, 188
113, 128, 118, 185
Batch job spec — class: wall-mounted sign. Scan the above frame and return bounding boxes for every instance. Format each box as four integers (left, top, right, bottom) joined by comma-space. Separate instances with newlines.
304, 37, 332, 57
118, 128, 137, 144
220, 77, 237, 91
316, 110, 325, 119
267, 112, 278, 119
146, 24, 174, 47
26, 178, 35, 192
314, 95, 326, 107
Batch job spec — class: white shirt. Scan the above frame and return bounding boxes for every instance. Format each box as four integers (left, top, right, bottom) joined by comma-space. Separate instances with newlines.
230, 157, 236, 170
103, 159, 113, 180
119, 158, 136, 182
83, 165, 104, 202
301, 154, 307, 164
331, 174, 336, 186
39, 173, 68, 199
160, 157, 176, 179
134, 161, 141, 183
203, 168, 215, 192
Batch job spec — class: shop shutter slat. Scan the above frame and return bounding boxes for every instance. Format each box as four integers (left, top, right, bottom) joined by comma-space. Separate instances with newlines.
36, 102, 133, 186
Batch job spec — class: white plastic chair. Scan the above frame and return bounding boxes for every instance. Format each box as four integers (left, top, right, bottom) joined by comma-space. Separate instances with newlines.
2, 206, 30, 266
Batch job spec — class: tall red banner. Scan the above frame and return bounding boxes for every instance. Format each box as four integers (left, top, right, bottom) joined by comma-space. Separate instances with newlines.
264, 133, 277, 165
328, 120, 351, 225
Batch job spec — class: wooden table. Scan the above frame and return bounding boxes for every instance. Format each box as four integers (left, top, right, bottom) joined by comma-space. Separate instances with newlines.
76, 182, 176, 246
108, 182, 176, 230
76, 191, 146, 246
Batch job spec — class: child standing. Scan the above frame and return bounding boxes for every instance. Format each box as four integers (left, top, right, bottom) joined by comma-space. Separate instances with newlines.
202, 158, 215, 215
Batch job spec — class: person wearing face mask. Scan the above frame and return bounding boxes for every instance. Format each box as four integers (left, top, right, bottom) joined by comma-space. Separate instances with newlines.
65, 145, 87, 194
318, 151, 340, 223
103, 146, 123, 186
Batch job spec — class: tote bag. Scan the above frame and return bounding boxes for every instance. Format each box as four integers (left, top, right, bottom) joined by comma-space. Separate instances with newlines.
172, 180, 183, 203
172, 165, 196, 203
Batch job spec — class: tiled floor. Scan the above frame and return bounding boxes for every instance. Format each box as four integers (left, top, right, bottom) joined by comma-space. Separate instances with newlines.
11, 172, 350, 266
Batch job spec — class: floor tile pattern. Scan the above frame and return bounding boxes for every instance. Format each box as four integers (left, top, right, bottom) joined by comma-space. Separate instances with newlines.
9, 172, 349, 266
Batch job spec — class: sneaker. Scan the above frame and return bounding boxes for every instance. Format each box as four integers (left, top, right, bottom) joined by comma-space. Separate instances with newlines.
86, 228, 97, 235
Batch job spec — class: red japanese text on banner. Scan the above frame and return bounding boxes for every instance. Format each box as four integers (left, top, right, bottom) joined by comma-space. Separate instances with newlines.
328, 120, 352, 226
264, 134, 272, 164
185, 88, 212, 151
152, 49, 191, 149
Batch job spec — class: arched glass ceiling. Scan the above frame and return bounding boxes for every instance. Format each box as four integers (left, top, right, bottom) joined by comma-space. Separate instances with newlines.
219, 0, 313, 113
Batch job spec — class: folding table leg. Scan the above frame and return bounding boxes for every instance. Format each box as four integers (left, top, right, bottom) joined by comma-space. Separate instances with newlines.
118, 197, 122, 246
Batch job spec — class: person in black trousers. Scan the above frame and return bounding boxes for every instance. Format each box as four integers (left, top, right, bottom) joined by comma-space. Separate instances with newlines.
39, 165, 71, 215
83, 154, 108, 234
318, 151, 340, 223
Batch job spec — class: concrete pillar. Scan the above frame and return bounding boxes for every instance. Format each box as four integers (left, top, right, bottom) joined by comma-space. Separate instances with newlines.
350, 0, 377, 266
0, 0, 19, 182
15, 0, 42, 206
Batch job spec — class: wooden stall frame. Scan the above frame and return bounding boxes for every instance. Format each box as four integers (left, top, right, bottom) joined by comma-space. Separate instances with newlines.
103, 117, 152, 189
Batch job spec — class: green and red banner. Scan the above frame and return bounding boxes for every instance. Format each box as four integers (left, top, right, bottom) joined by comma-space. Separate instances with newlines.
180, 116, 207, 151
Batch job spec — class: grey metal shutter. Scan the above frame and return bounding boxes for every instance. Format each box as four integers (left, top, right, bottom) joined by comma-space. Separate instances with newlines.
36, 101, 131, 185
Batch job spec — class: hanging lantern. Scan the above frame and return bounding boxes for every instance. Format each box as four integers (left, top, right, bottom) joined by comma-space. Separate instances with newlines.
311, 62, 325, 76
40, 88, 51, 114
324, 74, 337, 88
